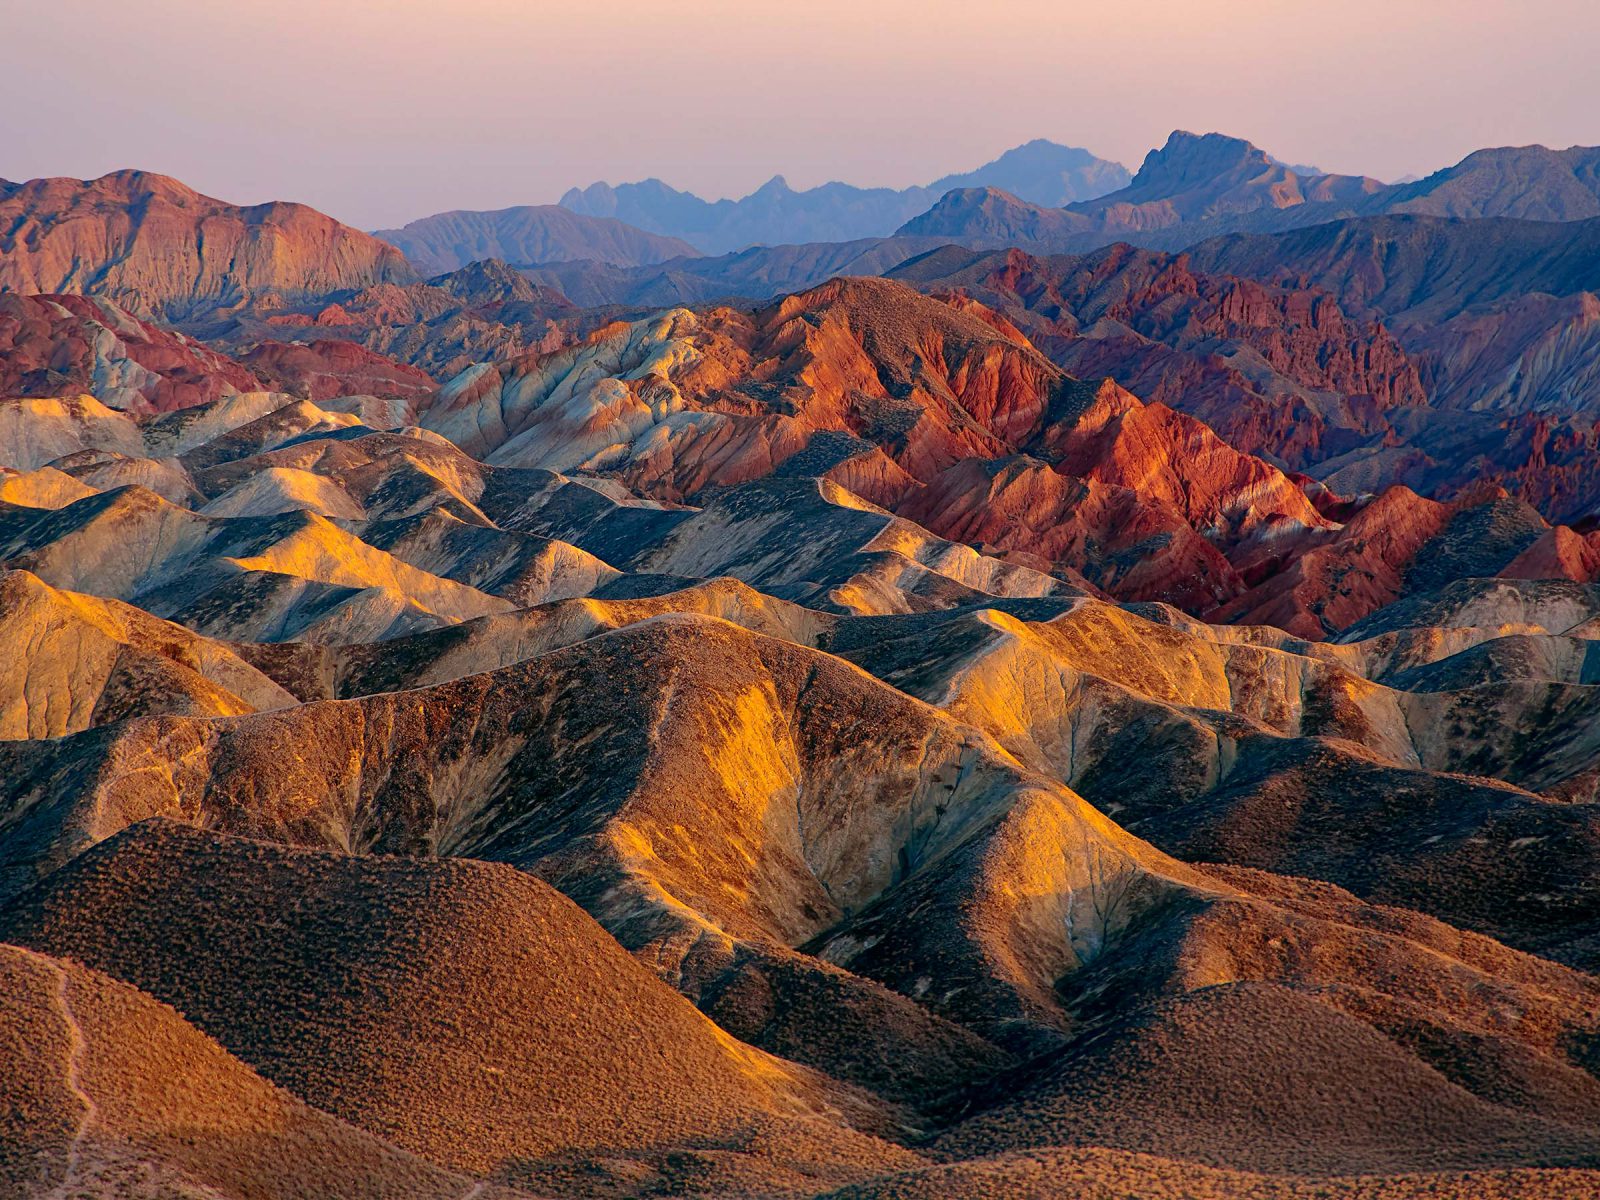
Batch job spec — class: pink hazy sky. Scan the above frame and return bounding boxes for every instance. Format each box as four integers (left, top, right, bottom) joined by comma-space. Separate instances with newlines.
5, 0, 1597, 229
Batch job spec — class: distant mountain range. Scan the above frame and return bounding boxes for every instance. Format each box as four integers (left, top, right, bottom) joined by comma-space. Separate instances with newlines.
555, 140, 1132, 253
516, 236, 951, 308
12, 133, 1600, 326
898, 131, 1600, 253
368, 131, 1600, 285
1187, 212, 1600, 325
371, 140, 1131, 272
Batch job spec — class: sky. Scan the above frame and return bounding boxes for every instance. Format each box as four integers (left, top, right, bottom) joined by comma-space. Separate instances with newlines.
4, 0, 1597, 230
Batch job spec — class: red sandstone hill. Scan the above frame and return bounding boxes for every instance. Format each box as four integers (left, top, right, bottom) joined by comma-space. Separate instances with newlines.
7, 272, 1600, 637
0, 291, 434, 414
0, 169, 416, 321
418, 275, 1473, 619
1185, 215, 1600, 520
888, 243, 1426, 473
880, 231, 1600, 534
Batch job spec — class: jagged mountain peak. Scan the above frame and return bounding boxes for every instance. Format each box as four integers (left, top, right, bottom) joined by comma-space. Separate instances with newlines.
548, 142, 1129, 252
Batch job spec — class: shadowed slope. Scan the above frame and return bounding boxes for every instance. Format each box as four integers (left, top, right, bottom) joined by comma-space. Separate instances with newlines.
828, 594, 1600, 962
0, 942, 489, 1200
0, 569, 294, 738
3, 593, 1600, 1188
0, 486, 512, 643
0, 822, 914, 1194
935, 983, 1600, 1175
822, 1150, 1600, 1200
0, 614, 1201, 1103
324, 575, 833, 697
491, 470, 1085, 616
360, 507, 622, 605
373, 205, 700, 274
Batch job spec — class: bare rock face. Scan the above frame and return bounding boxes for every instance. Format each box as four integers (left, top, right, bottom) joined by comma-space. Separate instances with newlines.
7, 277, 1599, 655
1211, 486, 1555, 637
414, 275, 1600, 634
0, 394, 145, 469
0, 465, 97, 509
0, 290, 445, 419
1410, 291, 1600, 417
422, 277, 1064, 489
0, 569, 295, 738
1180, 215, 1600, 521
0, 170, 416, 321
896, 456, 1242, 609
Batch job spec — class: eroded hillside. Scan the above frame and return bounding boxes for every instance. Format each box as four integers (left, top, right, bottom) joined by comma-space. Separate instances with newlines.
1, 265, 1599, 1199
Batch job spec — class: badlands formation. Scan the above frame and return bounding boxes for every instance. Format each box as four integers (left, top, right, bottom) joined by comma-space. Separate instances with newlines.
2, 141, 1600, 1198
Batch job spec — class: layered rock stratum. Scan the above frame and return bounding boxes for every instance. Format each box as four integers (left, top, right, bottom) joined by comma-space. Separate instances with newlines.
3, 176, 1600, 1199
